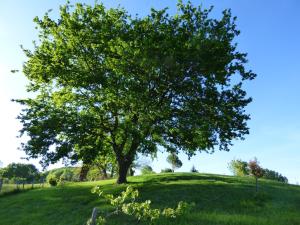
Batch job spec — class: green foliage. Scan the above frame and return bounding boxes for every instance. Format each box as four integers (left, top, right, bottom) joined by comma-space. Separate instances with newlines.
140, 165, 155, 175
167, 153, 183, 172
229, 158, 288, 183
87, 168, 102, 181
1, 163, 40, 182
0, 168, 4, 178
45, 167, 80, 183
248, 158, 264, 179
91, 154, 117, 180
90, 185, 194, 224
161, 168, 173, 173
262, 169, 288, 183
228, 159, 249, 176
47, 174, 58, 186
60, 169, 74, 181
16, 0, 255, 184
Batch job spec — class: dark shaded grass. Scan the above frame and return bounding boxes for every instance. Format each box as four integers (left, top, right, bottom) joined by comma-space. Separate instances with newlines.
0, 173, 299, 225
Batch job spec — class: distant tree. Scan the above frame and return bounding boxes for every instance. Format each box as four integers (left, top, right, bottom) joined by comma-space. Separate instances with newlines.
190, 165, 198, 173
228, 159, 249, 176
15, 1, 255, 184
167, 153, 183, 172
262, 168, 288, 183
141, 165, 155, 175
60, 168, 74, 182
248, 158, 264, 192
161, 168, 173, 173
230, 158, 289, 184
2, 163, 39, 182
0, 160, 3, 168
92, 154, 117, 179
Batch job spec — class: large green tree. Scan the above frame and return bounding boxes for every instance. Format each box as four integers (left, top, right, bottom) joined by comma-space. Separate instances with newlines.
16, 1, 255, 184
1, 163, 40, 182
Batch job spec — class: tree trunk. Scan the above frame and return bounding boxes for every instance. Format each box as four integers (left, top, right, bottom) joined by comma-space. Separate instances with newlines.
102, 168, 108, 179
117, 161, 131, 184
79, 164, 90, 181
130, 167, 135, 176
114, 137, 139, 184
110, 166, 114, 178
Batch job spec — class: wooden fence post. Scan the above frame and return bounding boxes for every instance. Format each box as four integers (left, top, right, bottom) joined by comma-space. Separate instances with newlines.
89, 207, 99, 225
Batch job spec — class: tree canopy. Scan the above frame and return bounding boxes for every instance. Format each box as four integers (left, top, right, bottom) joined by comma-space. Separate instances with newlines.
16, 1, 255, 183
167, 153, 183, 172
1, 163, 40, 182
228, 159, 249, 176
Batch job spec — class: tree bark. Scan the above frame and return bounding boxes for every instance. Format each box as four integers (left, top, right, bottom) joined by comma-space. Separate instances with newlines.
102, 168, 108, 179
79, 164, 90, 181
114, 133, 140, 184
117, 160, 131, 184
110, 166, 114, 178
129, 167, 135, 176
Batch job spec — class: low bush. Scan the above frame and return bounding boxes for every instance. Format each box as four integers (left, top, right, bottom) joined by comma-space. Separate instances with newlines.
47, 175, 58, 186
190, 165, 198, 173
161, 168, 173, 173
141, 166, 155, 175
87, 168, 102, 181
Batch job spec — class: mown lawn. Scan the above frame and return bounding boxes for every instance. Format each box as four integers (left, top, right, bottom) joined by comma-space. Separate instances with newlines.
0, 173, 299, 225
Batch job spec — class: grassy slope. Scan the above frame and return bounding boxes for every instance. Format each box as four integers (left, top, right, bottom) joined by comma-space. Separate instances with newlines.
0, 173, 299, 225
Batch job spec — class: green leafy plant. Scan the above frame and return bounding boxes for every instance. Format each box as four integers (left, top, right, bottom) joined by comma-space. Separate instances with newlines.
47, 175, 58, 186
228, 159, 249, 176
88, 186, 194, 225
161, 168, 173, 173
166, 153, 183, 172
140, 165, 155, 175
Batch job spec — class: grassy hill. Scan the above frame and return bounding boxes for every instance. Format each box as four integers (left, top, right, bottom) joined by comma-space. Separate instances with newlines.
0, 173, 299, 225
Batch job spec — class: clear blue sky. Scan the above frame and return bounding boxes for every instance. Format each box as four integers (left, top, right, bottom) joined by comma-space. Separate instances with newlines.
1, 0, 300, 184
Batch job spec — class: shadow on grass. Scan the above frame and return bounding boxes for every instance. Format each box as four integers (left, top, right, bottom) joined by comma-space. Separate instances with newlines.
0, 173, 299, 225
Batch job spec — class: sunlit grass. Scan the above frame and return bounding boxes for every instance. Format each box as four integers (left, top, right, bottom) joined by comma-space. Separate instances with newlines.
0, 173, 299, 225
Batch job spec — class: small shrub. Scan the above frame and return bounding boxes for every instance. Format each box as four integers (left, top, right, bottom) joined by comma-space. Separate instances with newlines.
47, 175, 58, 186
161, 168, 173, 173
190, 165, 198, 173
87, 168, 102, 181
141, 166, 155, 175
166, 153, 182, 172
228, 159, 249, 176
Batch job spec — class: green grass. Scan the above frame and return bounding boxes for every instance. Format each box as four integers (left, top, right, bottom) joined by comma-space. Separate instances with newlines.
0, 173, 299, 225
0, 183, 45, 196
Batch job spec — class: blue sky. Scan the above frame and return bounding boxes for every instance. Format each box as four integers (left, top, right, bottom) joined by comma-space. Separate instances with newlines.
1, 0, 300, 184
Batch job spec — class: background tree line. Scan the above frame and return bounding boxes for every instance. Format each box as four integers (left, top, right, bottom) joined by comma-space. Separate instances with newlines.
228, 158, 288, 183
